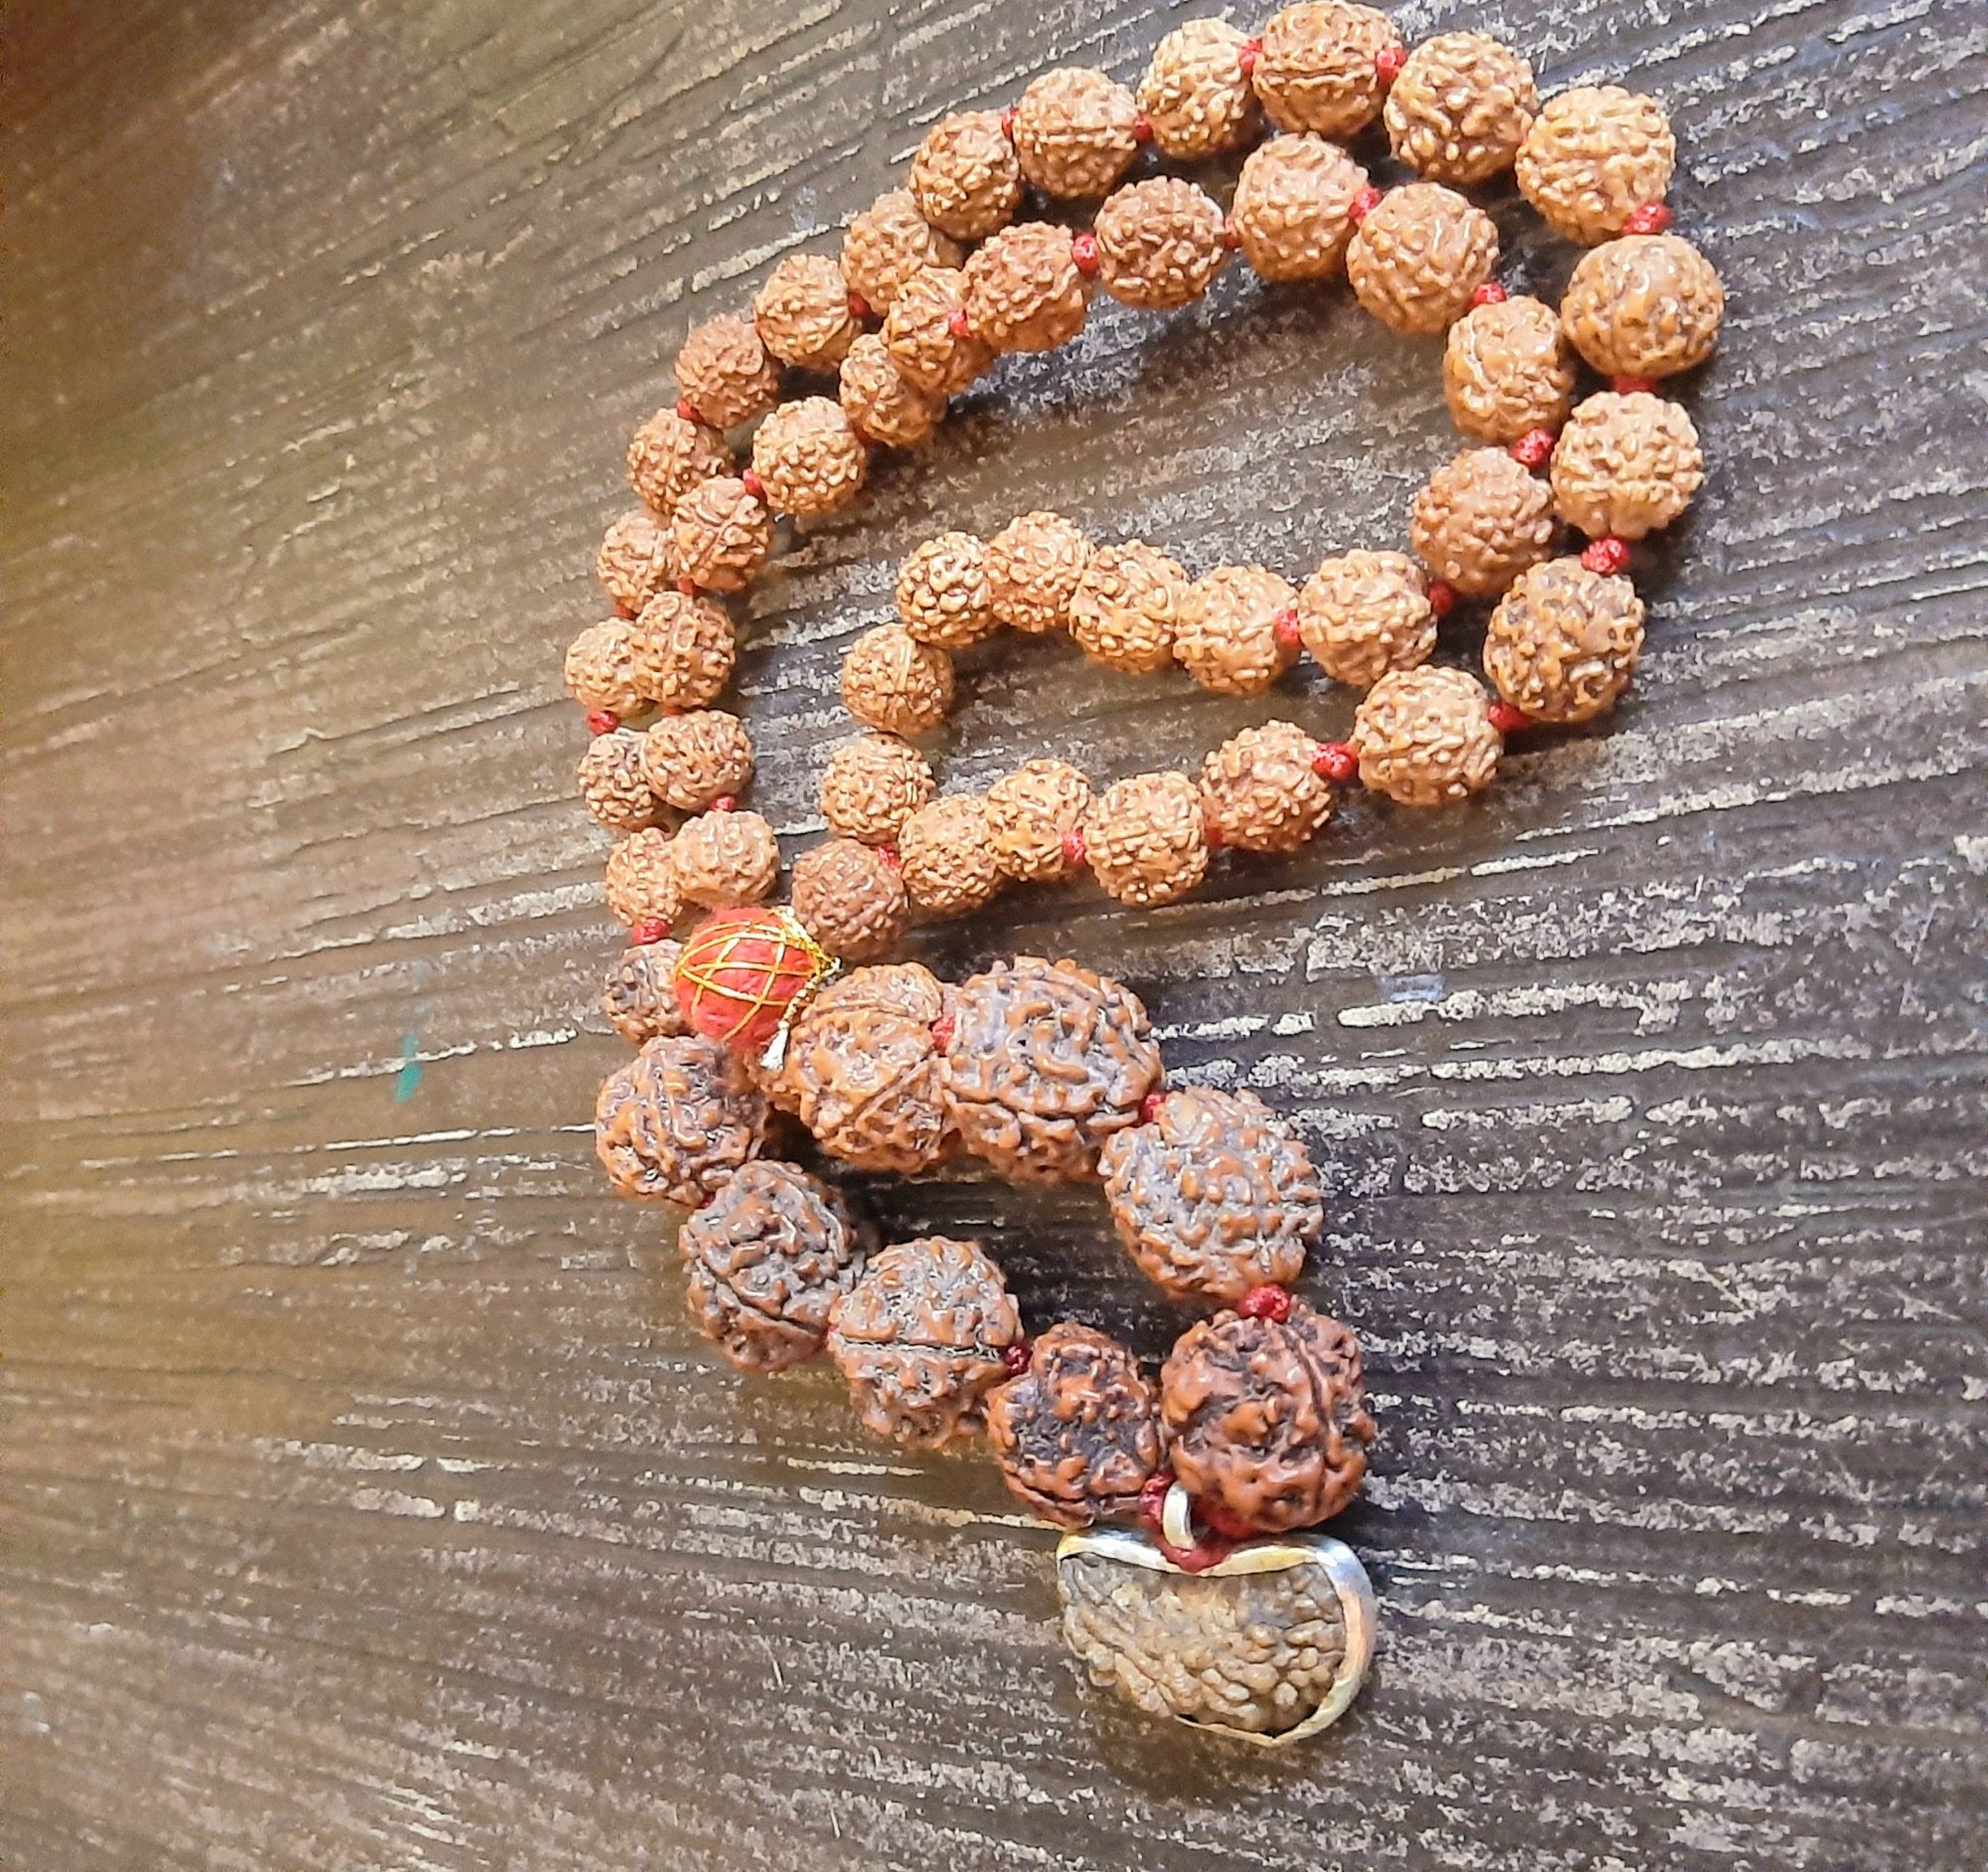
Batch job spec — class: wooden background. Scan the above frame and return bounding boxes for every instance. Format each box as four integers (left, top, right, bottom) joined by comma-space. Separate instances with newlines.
5, 0, 1986, 1865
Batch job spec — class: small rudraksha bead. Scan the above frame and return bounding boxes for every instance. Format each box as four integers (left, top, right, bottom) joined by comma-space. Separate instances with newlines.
565, 618, 644, 716
827, 1236, 1022, 1447
593, 1032, 769, 1206
898, 792, 1004, 916
909, 111, 1025, 243
841, 190, 965, 313
985, 510, 1091, 634
1350, 664, 1503, 806
1550, 390, 1705, 540
1251, 3, 1398, 136
603, 827, 683, 928
627, 407, 733, 517
670, 807, 780, 907
1443, 293, 1579, 444
1347, 183, 1500, 335
986, 1323, 1165, 1526
819, 732, 935, 845
1068, 541, 1200, 674
671, 476, 772, 594
838, 332, 947, 448
1092, 178, 1229, 312
1138, 18, 1260, 160
626, 589, 737, 710
1199, 720, 1335, 854
750, 397, 868, 518
1561, 233, 1725, 379
985, 757, 1092, 883
1175, 565, 1300, 696
752, 253, 859, 373
1297, 550, 1436, 688
602, 938, 688, 1045
1160, 1296, 1376, 1531
640, 709, 754, 813
676, 313, 782, 430
1483, 557, 1646, 725
1517, 85, 1677, 245
679, 1160, 863, 1373
840, 623, 956, 737
596, 508, 677, 613
896, 531, 1000, 649
1101, 1086, 1324, 1302
785, 998, 947, 1173
1384, 31, 1537, 185
1409, 446, 1558, 597
1084, 770, 1210, 908
964, 221, 1089, 353
578, 729, 663, 833
789, 837, 911, 963
882, 264, 995, 397
942, 956, 1163, 1182
1229, 135, 1370, 282
1012, 67, 1142, 199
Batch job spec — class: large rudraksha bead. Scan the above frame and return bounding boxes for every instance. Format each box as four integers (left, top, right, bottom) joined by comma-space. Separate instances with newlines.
593, 1033, 769, 1207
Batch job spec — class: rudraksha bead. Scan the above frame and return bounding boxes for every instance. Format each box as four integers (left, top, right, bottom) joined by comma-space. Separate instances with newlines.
897, 792, 1004, 916
1229, 135, 1369, 282
596, 508, 677, 613
896, 531, 1000, 649
639, 709, 754, 813
1250, 2, 1398, 137
670, 807, 780, 907
1296, 550, 1436, 688
942, 956, 1162, 1181
909, 111, 1025, 243
1160, 1297, 1376, 1532
827, 1236, 1023, 1447
1483, 557, 1646, 725
627, 589, 737, 710
840, 623, 956, 736
818, 733, 936, 845
789, 837, 911, 962
841, 190, 965, 313
750, 397, 868, 518
1101, 1087, 1324, 1302
985, 510, 1092, 635
1350, 664, 1503, 806
627, 407, 733, 517
593, 1032, 769, 1206
1068, 541, 1199, 674
679, 1160, 863, 1373
1199, 720, 1335, 855
751, 253, 859, 373
1092, 178, 1229, 311
1384, 32, 1537, 185
565, 618, 644, 716
1517, 85, 1676, 245
1561, 233, 1725, 378
1138, 19, 1260, 160
603, 827, 682, 928
675, 313, 782, 430
1012, 68, 1142, 199
670, 475, 773, 594
1409, 446, 1558, 597
578, 729, 663, 833
1347, 183, 1499, 335
881, 264, 995, 397
811, 960, 948, 1028
1443, 293, 1579, 444
838, 333, 947, 448
986, 1323, 1165, 1526
1550, 390, 1705, 540
602, 938, 688, 1045
1175, 564, 1300, 696
1084, 770, 1210, 908
785, 997, 947, 1173
964, 221, 1089, 353
985, 758, 1092, 883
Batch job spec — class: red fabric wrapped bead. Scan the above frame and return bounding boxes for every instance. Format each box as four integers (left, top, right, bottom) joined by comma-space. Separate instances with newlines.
674, 907, 836, 1054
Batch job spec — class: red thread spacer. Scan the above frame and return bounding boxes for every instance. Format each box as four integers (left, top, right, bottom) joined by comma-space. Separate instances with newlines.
1622, 202, 1673, 235
630, 917, 671, 946
676, 576, 700, 596
1469, 280, 1508, 307
1239, 38, 1261, 78
1375, 43, 1408, 84
1071, 230, 1100, 276
584, 709, 621, 737
1580, 536, 1632, 577
1271, 605, 1303, 653
1238, 1284, 1293, 1322
1132, 112, 1154, 145
875, 843, 903, 871
1001, 1339, 1032, 1378
1347, 185, 1383, 225
1000, 105, 1017, 139
1489, 701, 1535, 736
614, 600, 637, 620
847, 289, 873, 321
1138, 1089, 1167, 1126
1312, 741, 1359, 784
740, 467, 766, 502
945, 306, 974, 340
676, 397, 704, 425
1509, 426, 1558, 470
709, 794, 737, 813
928, 1010, 956, 1052
1221, 216, 1242, 252
1610, 375, 1660, 396
1061, 824, 1088, 869
1203, 818, 1225, 852
1426, 580, 1457, 616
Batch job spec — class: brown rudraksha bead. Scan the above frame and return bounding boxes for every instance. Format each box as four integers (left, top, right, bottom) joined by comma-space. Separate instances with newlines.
1175, 564, 1300, 696
789, 836, 911, 962
985, 1323, 1165, 1527
965, 221, 1090, 354
985, 510, 1092, 634
594, 1032, 769, 1206
1443, 294, 1578, 444
578, 729, 663, 834
1297, 549, 1436, 688
819, 732, 936, 845
1100, 1087, 1323, 1303
640, 709, 753, 813
909, 111, 1025, 243
897, 792, 1004, 916
565, 618, 644, 716
1517, 85, 1676, 245
627, 590, 737, 710
1068, 541, 1199, 674
1347, 183, 1499, 335
1229, 134, 1369, 282
1084, 771, 1210, 908
811, 960, 948, 1028
1409, 446, 1558, 596
752, 253, 859, 373
941, 956, 1163, 1182
679, 1160, 863, 1373
896, 532, 1000, 649
826, 1236, 1023, 1447
1483, 557, 1646, 725
1160, 1296, 1376, 1532
603, 827, 682, 928
1199, 720, 1335, 855
1012, 68, 1142, 199
1138, 19, 1260, 160
1384, 32, 1537, 185
751, 397, 868, 518
985, 757, 1092, 883
596, 508, 677, 614
785, 996, 947, 1173
1550, 390, 1705, 540
671, 475, 773, 594
676, 313, 782, 430
1092, 178, 1229, 311
1350, 664, 1503, 807
670, 807, 780, 907
627, 407, 733, 517
881, 263, 995, 396
839, 333, 947, 449
841, 191, 965, 313
840, 623, 956, 736
602, 939, 688, 1045
1250, 2, 1398, 137
1561, 233, 1725, 379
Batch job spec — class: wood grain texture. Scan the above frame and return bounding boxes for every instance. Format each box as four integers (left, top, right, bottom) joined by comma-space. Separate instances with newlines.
3, 0, 1985, 1866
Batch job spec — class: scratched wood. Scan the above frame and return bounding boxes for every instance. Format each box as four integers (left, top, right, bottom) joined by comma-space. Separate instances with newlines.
4, 0, 1986, 1865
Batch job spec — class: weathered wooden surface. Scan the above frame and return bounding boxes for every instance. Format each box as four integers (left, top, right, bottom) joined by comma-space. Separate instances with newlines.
4, 0, 1986, 1865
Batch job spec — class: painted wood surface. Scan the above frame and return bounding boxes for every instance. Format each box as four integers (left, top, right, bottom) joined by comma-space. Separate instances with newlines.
4, 0, 1985, 1866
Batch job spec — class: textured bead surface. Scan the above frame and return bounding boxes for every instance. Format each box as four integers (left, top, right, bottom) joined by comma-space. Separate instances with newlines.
626, 590, 736, 710
1092, 178, 1228, 311
1297, 550, 1436, 688
578, 730, 663, 833
838, 332, 947, 448
1084, 770, 1210, 908
985, 758, 1092, 883
896, 531, 1000, 649
1200, 720, 1335, 854
786, 997, 946, 1172
1347, 183, 1499, 335
1138, 19, 1259, 160
627, 408, 733, 517
789, 837, 910, 963
963, 221, 1089, 353
1385, 31, 1537, 184
1012, 67, 1142, 199
603, 827, 683, 928
670, 808, 780, 908
596, 508, 677, 613
1410, 447, 1558, 597
881, 264, 995, 397
1561, 233, 1725, 378
1483, 557, 1646, 725
840, 623, 955, 736
752, 252, 859, 372
670, 475, 772, 594
909, 111, 1025, 242
1443, 294, 1579, 443
639, 709, 753, 813
750, 397, 867, 519
1176, 565, 1300, 696
841, 191, 965, 312
565, 618, 644, 716
1230, 135, 1368, 282
1252, 2, 1398, 135
1517, 85, 1677, 244
602, 939, 688, 1045
1350, 664, 1503, 806
1551, 390, 1705, 540
593, 1032, 768, 1206
811, 960, 948, 1028
675, 313, 782, 430
897, 792, 1004, 916
818, 733, 936, 845
985, 511, 1092, 634
1068, 541, 1198, 674
986, 1324, 1164, 1527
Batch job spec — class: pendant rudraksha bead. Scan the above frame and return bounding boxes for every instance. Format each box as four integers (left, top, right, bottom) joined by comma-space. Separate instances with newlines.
838, 333, 947, 449
881, 265, 995, 397
818, 732, 936, 845
678, 1160, 864, 1373
986, 1323, 1165, 1526
1350, 664, 1503, 807
784, 991, 948, 1174
578, 729, 664, 833
826, 1236, 1023, 1447
941, 956, 1163, 1183
1443, 294, 1579, 444
1409, 446, 1558, 597
1138, 19, 1260, 160
789, 836, 911, 963
676, 313, 782, 431
1250, 3, 1398, 137
985, 757, 1092, 883
1296, 549, 1437, 689
1483, 557, 1646, 725
909, 111, 1025, 243
565, 617, 644, 716
1176, 565, 1300, 696
639, 708, 754, 813
1560, 233, 1725, 379
670, 475, 773, 594
1100, 1087, 1323, 1303
1160, 1296, 1376, 1532
841, 191, 965, 314
596, 508, 678, 613
752, 253, 860, 373
1199, 720, 1335, 855
602, 938, 688, 1045
985, 510, 1092, 634
1092, 178, 1229, 311
840, 622, 956, 736
1550, 390, 1705, 541
1347, 183, 1500, 335
1068, 541, 1200, 675
750, 397, 868, 518
1085, 771, 1210, 908
1229, 135, 1369, 282
1012, 68, 1142, 200
1384, 32, 1537, 185
674, 906, 834, 1054
964, 221, 1090, 354
897, 792, 1004, 916
603, 827, 683, 929
627, 589, 737, 710
1516, 85, 1677, 245
627, 407, 733, 517
593, 1032, 769, 1206
670, 807, 780, 909
896, 531, 1000, 649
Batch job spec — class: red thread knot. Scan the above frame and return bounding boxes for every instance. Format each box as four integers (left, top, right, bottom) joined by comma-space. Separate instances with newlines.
614, 600, 637, 620
1138, 1089, 1167, 1126
1580, 536, 1633, 577
847, 290, 873, 321
1131, 112, 1154, 145
1221, 216, 1242, 252
1488, 701, 1535, 736
1238, 1284, 1293, 1323
1469, 280, 1508, 307
1001, 1340, 1032, 1378
1610, 375, 1660, 396
1071, 230, 1100, 276
676, 577, 700, 596
1426, 580, 1457, 617
1375, 44, 1408, 84
928, 1009, 956, 1052
875, 843, 902, 871
1061, 824, 1088, 869
1508, 426, 1558, 470
709, 794, 737, 813
740, 467, 766, 502
1312, 741, 1359, 784
999, 105, 1017, 140
630, 918, 671, 946
675, 397, 704, 425
1271, 605, 1303, 652
1238, 38, 1261, 78
1622, 202, 1673, 235
1347, 185, 1383, 225
584, 709, 621, 737
945, 306, 974, 340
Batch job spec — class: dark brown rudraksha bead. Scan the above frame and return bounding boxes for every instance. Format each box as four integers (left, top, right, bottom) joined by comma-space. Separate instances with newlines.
784, 998, 948, 1175
601, 939, 688, 1045
593, 1033, 769, 1207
